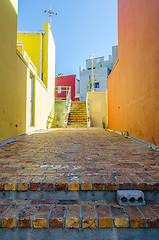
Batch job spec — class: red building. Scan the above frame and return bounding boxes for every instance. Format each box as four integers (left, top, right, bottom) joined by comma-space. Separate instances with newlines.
55, 75, 79, 101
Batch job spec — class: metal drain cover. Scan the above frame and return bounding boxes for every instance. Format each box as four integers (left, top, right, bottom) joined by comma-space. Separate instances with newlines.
117, 190, 145, 206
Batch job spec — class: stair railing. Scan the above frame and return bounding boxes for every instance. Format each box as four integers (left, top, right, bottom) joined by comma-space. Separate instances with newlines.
46, 102, 55, 128
86, 98, 91, 127
64, 86, 71, 127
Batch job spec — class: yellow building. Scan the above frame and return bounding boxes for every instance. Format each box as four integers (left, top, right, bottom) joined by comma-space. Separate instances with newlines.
0, 0, 55, 142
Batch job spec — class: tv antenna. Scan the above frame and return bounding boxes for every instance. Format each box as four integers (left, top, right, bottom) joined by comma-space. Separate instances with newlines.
44, 6, 57, 25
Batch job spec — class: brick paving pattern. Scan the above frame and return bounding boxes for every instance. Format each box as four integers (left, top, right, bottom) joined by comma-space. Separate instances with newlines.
0, 129, 159, 191
0, 200, 158, 229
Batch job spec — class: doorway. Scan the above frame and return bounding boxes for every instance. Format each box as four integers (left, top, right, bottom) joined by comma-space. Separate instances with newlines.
29, 74, 34, 126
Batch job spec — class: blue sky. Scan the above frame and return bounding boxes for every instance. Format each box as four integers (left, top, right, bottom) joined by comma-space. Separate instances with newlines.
18, 0, 118, 78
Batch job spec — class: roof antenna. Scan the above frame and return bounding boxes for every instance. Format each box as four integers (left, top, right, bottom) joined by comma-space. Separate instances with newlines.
44, 6, 57, 25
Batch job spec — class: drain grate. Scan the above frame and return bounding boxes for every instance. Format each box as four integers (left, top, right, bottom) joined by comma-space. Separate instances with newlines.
117, 190, 145, 206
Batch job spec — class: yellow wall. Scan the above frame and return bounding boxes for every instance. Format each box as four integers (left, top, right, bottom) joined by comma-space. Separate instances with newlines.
86, 91, 108, 128
24, 23, 55, 134
0, 0, 55, 141
0, 0, 27, 141
17, 34, 41, 78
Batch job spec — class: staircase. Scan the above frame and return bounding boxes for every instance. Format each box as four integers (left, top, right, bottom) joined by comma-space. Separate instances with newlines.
67, 101, 87, 128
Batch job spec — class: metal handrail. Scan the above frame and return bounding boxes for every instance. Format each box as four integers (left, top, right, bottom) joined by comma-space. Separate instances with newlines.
86, 99, 91, 127
64, 86, 71, 126
46, 102, 55, 128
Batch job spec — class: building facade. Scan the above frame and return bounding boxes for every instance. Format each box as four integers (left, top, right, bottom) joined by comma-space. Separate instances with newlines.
80, 46, 118, 101
108, 0, 159, 145
0, 0, 55, 142
55, 75, 80, 101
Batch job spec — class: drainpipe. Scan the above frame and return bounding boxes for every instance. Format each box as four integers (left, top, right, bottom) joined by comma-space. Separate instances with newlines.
40, 33, 43, 80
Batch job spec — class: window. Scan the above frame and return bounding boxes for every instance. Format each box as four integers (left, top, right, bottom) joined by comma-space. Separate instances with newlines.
88, 67, 95, 70
95, 82, 99, 88
58, 86, 61, 93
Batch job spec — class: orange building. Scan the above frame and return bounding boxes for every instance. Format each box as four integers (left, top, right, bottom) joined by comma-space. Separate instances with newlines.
108, 0, 159, 145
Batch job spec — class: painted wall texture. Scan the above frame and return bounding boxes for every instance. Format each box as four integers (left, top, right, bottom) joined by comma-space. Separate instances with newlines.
55, 75, 76, 101
108, 0, 159, 144
0, 0, 26, 141
0, 0, 55, 141
87, 92, 108, 128
54, 101, 66, 128
17, 34, 41, 78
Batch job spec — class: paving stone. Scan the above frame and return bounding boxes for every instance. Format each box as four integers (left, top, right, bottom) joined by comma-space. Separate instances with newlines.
138, 206, 159, 228
17, 176, 33, 191
0, 177, 8, 191
127, 176, 143, 190
115, 176, 131, 190
0, 129, 159, 193
55, 176, 68, 191
82, 206, 96, 228
42, 176, 55, 191
150, 176, 159, 190
96, 205, 112, 228
124, 206, 144, 228
109, 205, 129, 228
31, 200, 57, 205
2, 205, 23, 228
57, 200, 79, 205
33, 205, 51, 228
92, 176, 105, 191
0, 205, 10, 217
68, 176, 79, 191
65, 206, 80, 228
106, 200, 119, 206
4, 200, 31, 205
138, 175, 156, 191
104, 176, 118, 191
49, 206, 65, 228
146, 200, 159, 206
30, 176, 45, 191
17, 205, 37, 228
81, 176, 92, 190
4, 176, 21, 191
81, 200, 105, 206
150, 205, 159, 216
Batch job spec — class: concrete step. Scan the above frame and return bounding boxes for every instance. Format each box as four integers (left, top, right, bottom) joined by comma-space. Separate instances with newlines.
71, 109, 86, 111
67, 101, 87, 128
69, 113, 87, 116
68, 117, 87, 119
67, 124, 87, 128
70, 110, 86, 112
67, 124, 87, 126
72, 101, 86, 104
68, 118, 87, 123
68, 119, 87, 122
69, 112, 86, 114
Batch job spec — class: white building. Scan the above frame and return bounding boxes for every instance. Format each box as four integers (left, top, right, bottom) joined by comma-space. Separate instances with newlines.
80, 45, 118, 101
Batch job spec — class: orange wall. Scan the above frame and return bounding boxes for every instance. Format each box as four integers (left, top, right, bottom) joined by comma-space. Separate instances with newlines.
108, 0, 159, 144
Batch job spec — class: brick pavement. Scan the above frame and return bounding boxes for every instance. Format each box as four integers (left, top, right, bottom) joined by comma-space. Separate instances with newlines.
0, 128, 159, 191
0, 199, 158, 229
